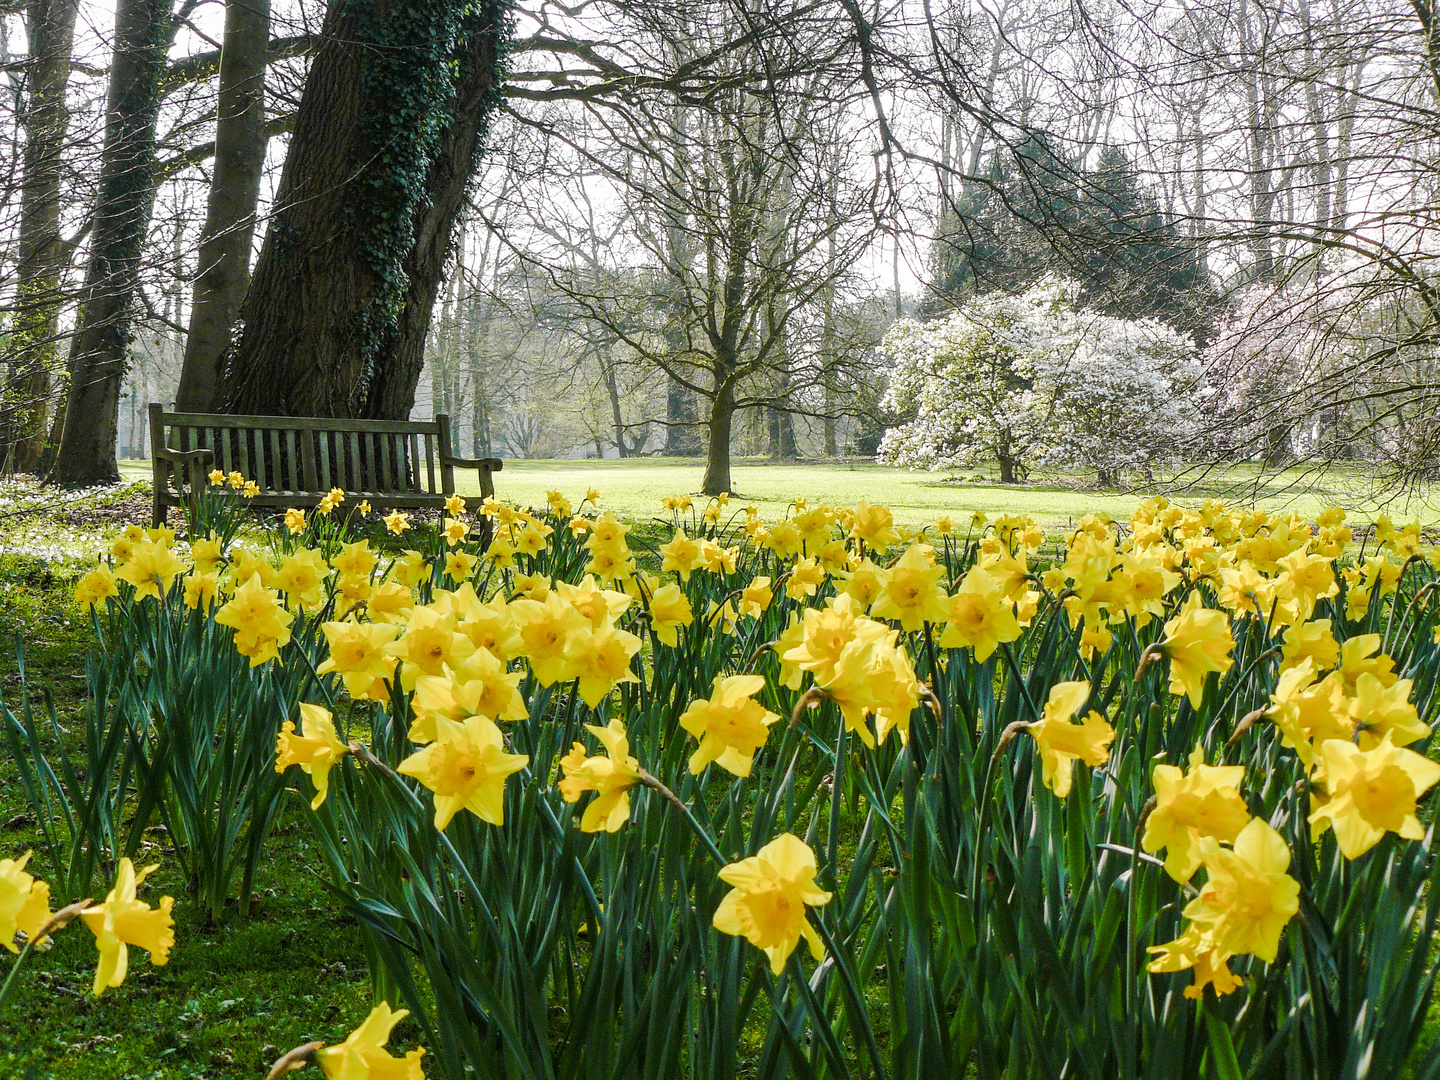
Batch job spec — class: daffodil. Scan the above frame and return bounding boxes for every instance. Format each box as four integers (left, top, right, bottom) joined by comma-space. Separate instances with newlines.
275, 703, 351, 808
1026, 682, 1115, 798
183, 571, 220, 611
114, 539, 186, 600
558, 720, 643, 832
274, 548, 330, 610
1158, 593, 1235, 709
397, 715, 529, 830
834, 559, 888, 609
713, 834, 833, 975
1350, 672, 1429, 749
317, 621, 400, 700
1279, 618, 1339, 674
564, 620, 643, 708
510, 592, 590, 686
329, 539, 377, 580
442, 517, 469, 546
1310, 734, 1440, 858
81, 859, 175, 996
646, 582, 693, 646
230, 546, 278, 589
215, 573, 295, 666
738, 576, 774, 619
679, 674, 781, 777
190, 533, 224, 575
659, 529, 702, 580
385, 607, 476, 690
1147, 818, 1299, 998
1142, 746, 1251, 882
316, 1002, 425, 1080
284, 507, 306, 535
1335, 633, 1397, 694
849, 500, 900, 551
74, 566, 119, 609
0, 852, 51, 953
444, 550, 478, 582
384, 510, 411, 535
785, 557, 826, 601
870, 544, 949, 631
937, 566, 1021, 661
555, 575, 631, 629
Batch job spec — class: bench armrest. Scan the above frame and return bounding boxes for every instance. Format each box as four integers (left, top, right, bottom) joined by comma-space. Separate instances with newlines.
154, 447, 215, 467
442, 455, 503, 472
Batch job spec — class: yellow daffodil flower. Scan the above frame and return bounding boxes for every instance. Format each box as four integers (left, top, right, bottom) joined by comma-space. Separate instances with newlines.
316, 1002, 425, 1080
397, 715, 528, 830
870, 544, 949, 631
1158, 593, 1235, 709
937, 566, 1021, 661
1026, 681, 1115, 798
114, 539, 186, 601
0, 852, 51, 954
679, 674, 781, 777
215, 573, 295, 666
739, 576, 774, 619
1309, 733, 1440, 858
275, 703, 351, 809
317, 621, 400, 700
1142, 745, 1251, 882
564, 620, 643, 708
74, 566, 119, 609
558, 720, 643, 832
713, 834, 833, 975
81, 858, 174, 996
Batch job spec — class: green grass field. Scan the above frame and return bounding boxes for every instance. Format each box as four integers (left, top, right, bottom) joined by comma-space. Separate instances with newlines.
121, 456, 1439, 527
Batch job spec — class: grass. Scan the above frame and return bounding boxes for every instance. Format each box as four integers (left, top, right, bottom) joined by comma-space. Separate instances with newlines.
0, 560, 376, 1079
121, 456, 1440, 527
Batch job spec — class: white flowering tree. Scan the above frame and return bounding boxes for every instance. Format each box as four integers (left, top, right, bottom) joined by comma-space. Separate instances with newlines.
877, 280, 1073, 483
1038, 312, 1202, 485
879, 279, 1201, 485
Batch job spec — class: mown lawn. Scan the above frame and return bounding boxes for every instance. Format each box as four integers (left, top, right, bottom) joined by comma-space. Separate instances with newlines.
119, 456, 1440, 526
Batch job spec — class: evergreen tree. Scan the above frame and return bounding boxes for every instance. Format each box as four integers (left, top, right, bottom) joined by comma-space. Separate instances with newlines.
927, 141, 1213, 336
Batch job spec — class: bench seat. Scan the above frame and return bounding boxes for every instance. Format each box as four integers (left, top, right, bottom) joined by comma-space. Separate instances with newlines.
148, 404, 502, 531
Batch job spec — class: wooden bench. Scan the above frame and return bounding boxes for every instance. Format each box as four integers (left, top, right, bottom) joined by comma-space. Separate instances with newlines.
148, 404, 502, 531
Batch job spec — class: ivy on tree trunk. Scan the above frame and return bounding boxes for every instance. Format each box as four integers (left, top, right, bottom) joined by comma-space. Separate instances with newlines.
220, 0, 512, 420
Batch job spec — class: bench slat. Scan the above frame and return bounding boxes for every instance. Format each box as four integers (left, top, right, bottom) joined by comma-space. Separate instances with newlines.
318, 431, 332, 492
347, 430, 362, 493
161, 411, 440, 436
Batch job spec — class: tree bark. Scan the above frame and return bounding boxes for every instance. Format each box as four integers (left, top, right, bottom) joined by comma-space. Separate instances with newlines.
218, 0, 374, 417
175, 0, 271, 412
5, 0, 80, 474
49, 0, 170, 486
702, 379, 734, 495
220, 0, 509, 421
362, 3, 509, 420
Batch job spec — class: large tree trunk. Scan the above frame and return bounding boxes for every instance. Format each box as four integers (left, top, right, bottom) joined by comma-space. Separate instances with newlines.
175, 0, 271, 412
4, 0, 80, 474
363, 3, 508, 420
220, 0, 509, 420
49, 0, 170, 486
702, 380, 734, 495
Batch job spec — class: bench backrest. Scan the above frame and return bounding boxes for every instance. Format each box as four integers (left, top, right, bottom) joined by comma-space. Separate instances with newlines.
149, 406, 458, 499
